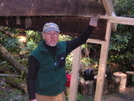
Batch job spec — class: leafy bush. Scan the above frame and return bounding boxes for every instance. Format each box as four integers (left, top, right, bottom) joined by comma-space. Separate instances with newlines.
109, 0, 134, 71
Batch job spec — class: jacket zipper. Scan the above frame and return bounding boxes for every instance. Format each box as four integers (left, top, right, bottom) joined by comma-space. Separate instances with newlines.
53, 56, 59, 94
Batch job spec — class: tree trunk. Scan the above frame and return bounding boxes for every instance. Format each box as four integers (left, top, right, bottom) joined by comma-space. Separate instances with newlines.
79, 78, 94, 95
94, 74, 108, 94
5, 76, 27, 93
0, 44, 28, 76
126, 71, 134, 87
113, 72, 127, 92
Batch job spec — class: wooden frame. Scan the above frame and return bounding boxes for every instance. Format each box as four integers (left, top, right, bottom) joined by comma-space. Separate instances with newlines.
68, 16, 134, 101
68, 0, 134, 100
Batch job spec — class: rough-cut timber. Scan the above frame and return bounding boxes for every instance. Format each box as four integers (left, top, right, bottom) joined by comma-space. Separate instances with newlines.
0, 16, 107, 40
0, 0, 105, 16
0, 0, 106, 40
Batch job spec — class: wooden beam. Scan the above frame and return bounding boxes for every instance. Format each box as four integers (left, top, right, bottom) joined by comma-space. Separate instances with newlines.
126, 71, 134, 75
87, 38, 105, 45
78, 15, 134, 26
69, 46, 81, 101
101, 0, 117, 31
94, 22, 112, 101
101, 16, 134, 25
108, 19, 134, 26
0, 0, 105, 16
100, 16, 134, 22
102, 0, 115, 15
0, 16, 107, 40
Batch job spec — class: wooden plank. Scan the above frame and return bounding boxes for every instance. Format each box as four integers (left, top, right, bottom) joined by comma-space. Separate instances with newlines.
0, 74, 20, 77
69, 46, 81, 101
101, 16, 134, 22
77, 15, 134, 23
126, 71, 134, 75
102, 0, 115, 15
94, 22, 112, 101
101, 16, 134, 25
101, 0, 117, 31
108, 19, 134, 26
0, 0, 105, 16
86, 38, 105, 44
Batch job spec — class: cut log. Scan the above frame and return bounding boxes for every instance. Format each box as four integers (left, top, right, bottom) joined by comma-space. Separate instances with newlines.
108, 80, 119, 93
113, 72, 127, 92
94, 74, 108, 94
126, 71, 134, 86
5, 76, 27, 93
79, 78, 94, 95
0, 44, 28, 76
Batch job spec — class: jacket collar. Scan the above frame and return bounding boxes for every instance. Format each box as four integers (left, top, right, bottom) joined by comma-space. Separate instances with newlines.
38, 40, 61, 52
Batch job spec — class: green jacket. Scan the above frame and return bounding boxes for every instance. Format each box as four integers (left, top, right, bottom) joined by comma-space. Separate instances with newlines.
30, 40, 67, 95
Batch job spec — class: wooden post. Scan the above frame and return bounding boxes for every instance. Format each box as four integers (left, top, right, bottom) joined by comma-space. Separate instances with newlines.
68, 46, 81, 101
94, 22, 112, 101
102, 0, 117, 31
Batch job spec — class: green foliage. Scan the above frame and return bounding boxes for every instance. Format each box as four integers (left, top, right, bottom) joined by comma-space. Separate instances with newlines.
4, 37, 21, 52
0, 33, 21, 53
76, 94, 87, 101
76, 94, 94, 101
81, 57, 91, 67
113, 0, 134, 17
66, 53, 73, 72
26, 30, 42, 44
81, 43, 100, 69
109, 0, 134, 71
59, 34, 73, 41
0, 61, 18, 73
24, 30, 42, 53
0, 28, 42, 75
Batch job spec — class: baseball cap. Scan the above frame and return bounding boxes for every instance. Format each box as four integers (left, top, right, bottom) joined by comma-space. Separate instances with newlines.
43, 22, 60, 33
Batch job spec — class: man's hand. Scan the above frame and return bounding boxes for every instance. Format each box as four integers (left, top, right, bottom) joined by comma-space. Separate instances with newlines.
89, 14, 101, 27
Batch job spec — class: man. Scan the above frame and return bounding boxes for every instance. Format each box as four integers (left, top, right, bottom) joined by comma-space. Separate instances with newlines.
27, 15, 100, 101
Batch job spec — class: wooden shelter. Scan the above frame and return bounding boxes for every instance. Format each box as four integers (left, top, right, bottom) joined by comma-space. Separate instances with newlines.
0, 0, 134, 101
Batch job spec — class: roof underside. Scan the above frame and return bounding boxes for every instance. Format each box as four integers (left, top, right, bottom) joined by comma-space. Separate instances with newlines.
0, 0, 107, 40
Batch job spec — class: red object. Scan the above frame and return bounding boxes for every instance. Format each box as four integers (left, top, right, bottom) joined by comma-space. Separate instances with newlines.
65, 74, 71, 87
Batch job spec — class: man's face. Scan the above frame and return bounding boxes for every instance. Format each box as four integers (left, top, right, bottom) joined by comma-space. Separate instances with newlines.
42, 31, 59, 47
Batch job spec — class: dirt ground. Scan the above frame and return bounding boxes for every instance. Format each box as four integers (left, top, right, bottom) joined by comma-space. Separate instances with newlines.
101, 87, 134, 101
0, 77, 134, 101
78, 87, 134, 101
